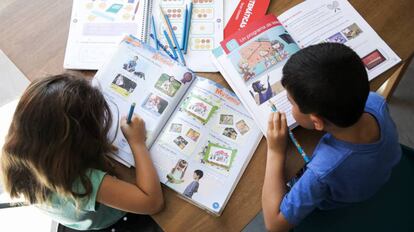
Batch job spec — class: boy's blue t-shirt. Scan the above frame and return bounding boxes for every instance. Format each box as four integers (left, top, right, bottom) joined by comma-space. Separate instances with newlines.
280, 92, 402, 225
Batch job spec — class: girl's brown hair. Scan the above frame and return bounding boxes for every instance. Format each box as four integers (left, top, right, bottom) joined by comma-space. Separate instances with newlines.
1, 74, 114, 204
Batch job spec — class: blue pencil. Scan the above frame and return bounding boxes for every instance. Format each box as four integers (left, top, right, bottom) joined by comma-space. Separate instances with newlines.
163, 30, 178, 59
269, 103, 310, 163
150, 34, 177, 60
151, 16, 159, 50
127, 102, 136, 124
164, 13, 186, 65
183, 2, 192, 54
181, 6, 188, 49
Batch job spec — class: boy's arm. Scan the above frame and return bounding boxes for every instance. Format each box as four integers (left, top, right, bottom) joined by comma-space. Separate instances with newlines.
262, 112, 293, 232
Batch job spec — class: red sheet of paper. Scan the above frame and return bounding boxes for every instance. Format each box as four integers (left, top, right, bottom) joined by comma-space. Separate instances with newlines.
224, 0, 270, 38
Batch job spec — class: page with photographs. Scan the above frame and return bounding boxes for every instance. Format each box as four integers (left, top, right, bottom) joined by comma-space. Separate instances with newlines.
277, 0, 401, 80
64, 0, 142, 70
212, 15, 300, 134
136, 0, 224, 72
149, 77, 262, 215
94, 35, 195, 166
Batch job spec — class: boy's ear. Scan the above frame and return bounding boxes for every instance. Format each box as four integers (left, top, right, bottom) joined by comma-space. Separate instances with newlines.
310, 114, 324, 131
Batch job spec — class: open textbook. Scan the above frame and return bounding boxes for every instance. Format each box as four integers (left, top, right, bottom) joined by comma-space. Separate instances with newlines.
212, 0, 401, 134
93, 35, 262, 215
135, 0, 223, 72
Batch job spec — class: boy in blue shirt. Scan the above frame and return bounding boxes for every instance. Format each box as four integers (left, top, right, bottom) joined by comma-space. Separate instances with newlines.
262, 43, 401, 232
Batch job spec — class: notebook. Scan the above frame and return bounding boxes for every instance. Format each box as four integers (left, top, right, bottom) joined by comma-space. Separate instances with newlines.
135, 0, 224, 72
93, 35, 263, 215
212, 0, 401, 134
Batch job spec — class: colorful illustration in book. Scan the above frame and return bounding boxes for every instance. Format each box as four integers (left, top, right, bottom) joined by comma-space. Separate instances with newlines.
169, 123, 183, 133
123, 56, 145, 79
222, 127, 238, 140
326, 32, 347, 44
183, 169, 204, 199
341, 23, 363, 40
235, 120, 250, 135
110, 74, 137, 97
174, 135, 188, 150
201, 142, 237, 170
166, 159, 188, 184
155, 74, 182, 97
181, 95, 219, 125
186, 128, 200, 142
142, 93, 169, 116
219, 114, 234, 125
231, 35, 294, 83
249, 76, 274, 105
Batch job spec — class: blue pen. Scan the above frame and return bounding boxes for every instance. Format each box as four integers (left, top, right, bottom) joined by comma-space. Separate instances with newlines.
183, 2, 192, 54
127, 102, 136, 124
269, 102, 310, 163
163, 30, 178, 59
150, 34, 177, 60
181, 6, 188, 49
164, 14, 186, 65
151, 16, 159, 50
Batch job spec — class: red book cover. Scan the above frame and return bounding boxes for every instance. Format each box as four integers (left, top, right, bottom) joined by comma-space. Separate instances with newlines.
224, 0, 270, 38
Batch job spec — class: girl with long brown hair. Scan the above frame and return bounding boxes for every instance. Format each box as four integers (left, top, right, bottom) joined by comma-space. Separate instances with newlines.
0, 74, 163, 230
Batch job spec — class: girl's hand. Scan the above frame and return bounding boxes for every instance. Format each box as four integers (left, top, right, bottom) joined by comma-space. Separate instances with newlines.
121, 115, 147, 145
266, 112, 288, 155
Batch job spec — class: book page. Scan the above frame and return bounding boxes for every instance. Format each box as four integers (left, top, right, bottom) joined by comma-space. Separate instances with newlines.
212, 15, 300, 134
147, 0, 223, 72
278, 0, 401, 80
64, 0, 141, 70
150, 77, 262, 214
94, 35, 195, 166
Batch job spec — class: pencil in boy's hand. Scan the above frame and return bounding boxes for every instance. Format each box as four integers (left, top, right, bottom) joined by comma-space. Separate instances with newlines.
127, 102, 136, 124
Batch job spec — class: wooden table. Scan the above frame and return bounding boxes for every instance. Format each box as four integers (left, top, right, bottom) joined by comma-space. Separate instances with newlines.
1, 0, 414, 231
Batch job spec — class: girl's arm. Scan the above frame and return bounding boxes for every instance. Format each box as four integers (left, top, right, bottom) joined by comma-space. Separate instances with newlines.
96, 115, 164, 214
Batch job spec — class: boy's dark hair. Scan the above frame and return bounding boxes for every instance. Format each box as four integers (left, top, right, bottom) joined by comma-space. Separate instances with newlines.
194, 170, 204, 179
281, 43, 369, 127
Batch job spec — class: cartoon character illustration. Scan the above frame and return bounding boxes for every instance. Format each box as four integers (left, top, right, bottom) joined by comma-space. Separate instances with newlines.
166, 159, 188, 184
270, 40, 288, 62
238, 60, 255, 81
183, 170, 203, 198
123, 56, 138, 72
181, 72, 193, 84
250, 76, 274, 105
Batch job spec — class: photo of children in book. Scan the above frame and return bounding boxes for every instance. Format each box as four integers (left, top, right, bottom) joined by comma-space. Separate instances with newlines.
341, 23, 363, 40
183, 169, 204, 199
181, 95, 219, 125
154, 73, 182, 97
229, 31, 299, 83
123, 56, 145, 79
169, 123, 183, 133
174, 135, 188, 150
222, 127, 237, 140
236, 120, 250, 135
166, 159, 188, 184
110, 74, 137, 97
186, 128, 200, 142
249, 75, 284, 105
141, 93, 168, 116
219, 114, 233, 125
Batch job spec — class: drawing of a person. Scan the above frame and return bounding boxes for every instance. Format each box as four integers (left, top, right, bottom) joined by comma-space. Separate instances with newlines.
123, 56, 139, 72
271, 40, 288, 62
249, 75, 274, 105
238, 60, 255, 81
166, 159, 188, 184
183, 170, 203, 198
259, 49, 273, 68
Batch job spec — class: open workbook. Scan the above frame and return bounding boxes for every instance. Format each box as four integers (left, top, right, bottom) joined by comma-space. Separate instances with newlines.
93, 35, 262, 215
212, 0, 401, 134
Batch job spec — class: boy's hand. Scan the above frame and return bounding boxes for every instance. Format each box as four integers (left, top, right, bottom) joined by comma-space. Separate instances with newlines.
121, 115, 147, 145
266, 112, 288, 155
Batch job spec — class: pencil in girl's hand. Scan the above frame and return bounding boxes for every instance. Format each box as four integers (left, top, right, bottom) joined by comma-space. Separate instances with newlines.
127, 102, 136, 124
